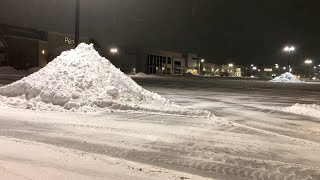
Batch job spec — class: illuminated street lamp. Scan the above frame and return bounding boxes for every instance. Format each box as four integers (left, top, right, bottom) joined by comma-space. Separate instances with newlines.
283, 46, 295, 52
110, 48, 118, 54
201, 59, 205, 63
283, 46, 295, 71
304, 59, 312, 64
228, 63, 234, 67
275, 64, 279, 68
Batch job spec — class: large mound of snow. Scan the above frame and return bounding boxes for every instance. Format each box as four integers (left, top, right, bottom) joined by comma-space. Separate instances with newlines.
283, 104, 320, 118
270, 72, 305, 83
0, 43, 210, 117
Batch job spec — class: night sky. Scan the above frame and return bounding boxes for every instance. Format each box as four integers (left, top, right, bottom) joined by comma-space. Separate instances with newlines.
1, 0, 320, 66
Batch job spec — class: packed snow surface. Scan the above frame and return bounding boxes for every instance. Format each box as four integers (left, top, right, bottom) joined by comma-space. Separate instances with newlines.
269, 72, 305, 83
0, 43, 210, 117
283, 104, 320, 118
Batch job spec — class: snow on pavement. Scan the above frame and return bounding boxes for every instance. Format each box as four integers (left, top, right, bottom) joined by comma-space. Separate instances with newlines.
283, 103, 320, 118
1, 76, 320, 179
0, 105, 319, 180
0, 137, 212, 180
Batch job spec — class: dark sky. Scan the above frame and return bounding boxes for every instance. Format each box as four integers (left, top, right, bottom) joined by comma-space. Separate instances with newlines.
1, 0, 320, 65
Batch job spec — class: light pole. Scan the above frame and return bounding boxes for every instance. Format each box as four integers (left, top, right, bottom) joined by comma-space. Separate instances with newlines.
199, 59, 205, 75
283, 46, 295, 71
75, 0, 80, 48
304, 59, 312, 79
275, 64, 279, 76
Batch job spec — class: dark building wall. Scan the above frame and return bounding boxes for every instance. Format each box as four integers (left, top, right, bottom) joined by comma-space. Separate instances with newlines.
106, 48, 139, 74
7, 36, 40, 69
38, 40, 48, 67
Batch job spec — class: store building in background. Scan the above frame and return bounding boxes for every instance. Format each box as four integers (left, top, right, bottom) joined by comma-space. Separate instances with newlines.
0, 24, 89, 70
200, 63, 221, 76
0, 33, 7, 66
107, 47, 201, 75
185, 53, 200, 75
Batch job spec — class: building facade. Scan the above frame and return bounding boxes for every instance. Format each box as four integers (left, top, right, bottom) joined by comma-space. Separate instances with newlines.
0, 24, 89, 70
107, 47, 201, 75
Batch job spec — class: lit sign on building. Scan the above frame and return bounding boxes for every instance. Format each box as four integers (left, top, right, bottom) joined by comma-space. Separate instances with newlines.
56, 36, 75, 45
264, 68, 273, 72
64, 37, 75, 45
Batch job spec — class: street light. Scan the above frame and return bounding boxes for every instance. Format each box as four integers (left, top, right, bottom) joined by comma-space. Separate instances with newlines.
201, 59, 205, 63
304, 59, 312, 64
110, 48, 118, 54
283, 46, 295, 70
228, 63, 234, 67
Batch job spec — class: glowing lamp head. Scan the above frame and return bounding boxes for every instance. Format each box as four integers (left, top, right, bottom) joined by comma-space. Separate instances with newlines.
110, 48, 118, 54
283, 46, 295, 52
304, 59, 312, 64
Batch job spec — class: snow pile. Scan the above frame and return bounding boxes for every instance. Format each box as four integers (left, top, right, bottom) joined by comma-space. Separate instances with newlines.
270, 72, 305, 83
135, 72, 149, 77
283, 104, 320, 118
0, 43, 211, 117
135, 72, 160, 77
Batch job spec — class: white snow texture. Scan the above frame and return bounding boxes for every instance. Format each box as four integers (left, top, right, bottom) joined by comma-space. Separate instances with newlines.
270, 72, 305, 83
0, 43, 210, 117
283, 104, 320, 118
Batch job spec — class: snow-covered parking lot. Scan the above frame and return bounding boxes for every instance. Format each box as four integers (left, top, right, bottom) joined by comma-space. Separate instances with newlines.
0, 44, 319, 180
0, 75, 320, 180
